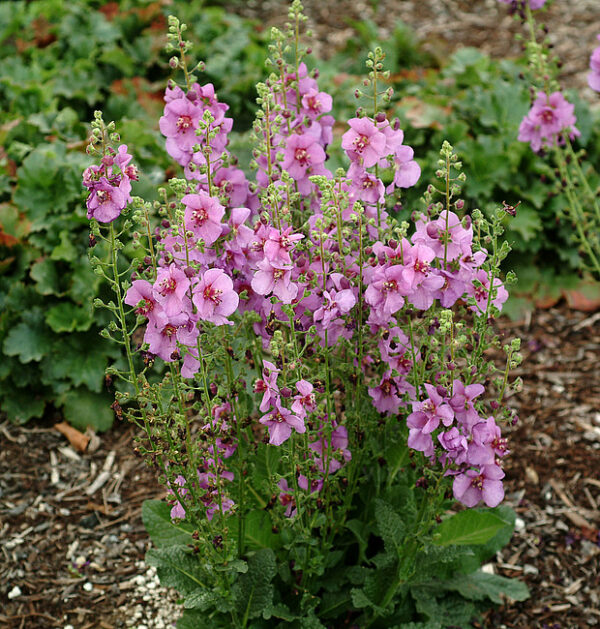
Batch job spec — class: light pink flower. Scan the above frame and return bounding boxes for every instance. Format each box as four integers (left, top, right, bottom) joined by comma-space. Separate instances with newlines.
192, 268, 239, 326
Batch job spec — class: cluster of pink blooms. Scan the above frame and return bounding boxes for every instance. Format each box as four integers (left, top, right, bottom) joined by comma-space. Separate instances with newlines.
85, 60, 512, 516
518, 91, 580, 152
588, 35, 600, 93
406, 382, 508, 507
83, 145, 138, 223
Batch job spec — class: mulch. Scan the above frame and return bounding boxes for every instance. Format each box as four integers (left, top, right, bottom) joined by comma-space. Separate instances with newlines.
1, 301, 599, 628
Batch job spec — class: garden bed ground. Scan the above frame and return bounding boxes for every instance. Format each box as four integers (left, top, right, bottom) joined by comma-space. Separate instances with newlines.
1, 301, 599, 628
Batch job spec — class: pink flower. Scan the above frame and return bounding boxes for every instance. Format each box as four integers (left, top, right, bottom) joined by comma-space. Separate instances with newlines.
125, 280, 165, 326
341, 117, 387, 168
453, 464, 505, 508
588, 35, 600, 92
259, 402, 306, 446
291, 379, 316, 419
263, 227, 304, 265
192, 268, 239, 326
281, 133, 326, 181
467, 269, 509, 314
153, 264, 190, 317
182, 192, 225, 245
159, 97, 202, 152
518, 91, 580, 152
301, 88, 333, 117
254, 360, 280, 413
251, 259, 298, 303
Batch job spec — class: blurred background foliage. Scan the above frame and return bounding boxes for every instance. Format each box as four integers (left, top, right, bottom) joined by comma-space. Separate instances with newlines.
1, 0, 598, 428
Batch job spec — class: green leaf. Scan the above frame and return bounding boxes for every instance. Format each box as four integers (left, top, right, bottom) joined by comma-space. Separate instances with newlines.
41, 335, 114, 392
444, 571, 530, 604
374, 499, 406, 554
45, 301, 93, 333
433, 509, 507, 547
30, 258, 61, 296
142, 500, 195, 548
243, 510, 281, 550
3, 313, 53, 363
0, 387, 46, 424
50, 230, 78, 262
59, 387, 114, 432
232, 548, 276, 621
146, 546, 207, 595
183, 589, 220, 611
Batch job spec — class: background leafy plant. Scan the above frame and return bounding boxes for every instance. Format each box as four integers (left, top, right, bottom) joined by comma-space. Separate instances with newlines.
0, 0, 266, 426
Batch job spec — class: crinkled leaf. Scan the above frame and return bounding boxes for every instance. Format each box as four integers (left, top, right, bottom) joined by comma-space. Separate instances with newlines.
243, 509, 281, 550
375, 499, 406, 554
50, 230, 78, 262
444, 571, 530, 604
232, 548, 276, 621
0, 387, 46, 424
146, 546, 207, 595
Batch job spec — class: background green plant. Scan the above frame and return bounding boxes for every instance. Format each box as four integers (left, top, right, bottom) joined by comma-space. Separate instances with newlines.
0, 0, 266, 427
2, 0, 597, 427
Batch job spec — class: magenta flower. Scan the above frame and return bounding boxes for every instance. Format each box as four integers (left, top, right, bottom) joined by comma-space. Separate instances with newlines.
468, 416, 510, 465
192, 268, 239, 326
313, 288, 356, 329
453, 464, 505, 508
588, 35, 600, 92
365, 264, 409, 316
389, 144, 421, 190
467, 269, 509, 314
263, 227, 304, 265
407, 383, 454, 434
259, 402, 306, 446
308, 425, 351, 474
182, 192, 225, 245
449, 379, 485, 430
342, 117, 387, 168
301, 88, 333, 117
86, 177, 126, 223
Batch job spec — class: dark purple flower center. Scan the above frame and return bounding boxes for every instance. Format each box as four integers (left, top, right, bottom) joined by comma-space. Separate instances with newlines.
382, 279, 398, 293
177, 115, 194, 131
294, 148, 310, 166
414, 259, 430, 274
191, 207, 208, 226
159, 277, 177, 295
136, 298, 154, 315
353, 134, 369, 152
203, 285, 222, 305
163, 324, 177, 338
471, 474, 484, 490
97, 189, 111, 204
